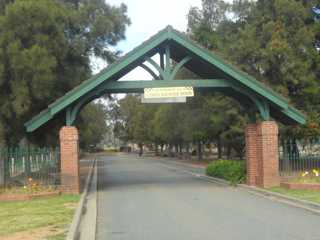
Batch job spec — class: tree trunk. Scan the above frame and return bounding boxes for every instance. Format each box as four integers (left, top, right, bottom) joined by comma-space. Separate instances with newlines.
227, 145, 232, 159
186, 143, 190, 160
175, 144, 179, 154
138, 143, 143, 156
155, 143, 159, 156
202, 143, 205, 157
208, 142, 212, 155
217, 136, 222, 159
169, 143, 173, 157
197, 140, 203, 161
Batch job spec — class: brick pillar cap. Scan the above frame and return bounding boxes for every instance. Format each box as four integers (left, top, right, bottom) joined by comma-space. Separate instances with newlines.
59, 126, 79, 141
257, 121, 278, 136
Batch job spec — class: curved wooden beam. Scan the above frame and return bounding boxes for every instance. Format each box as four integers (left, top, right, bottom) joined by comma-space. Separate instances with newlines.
146, 57, 168, 80
139, 63, 159, 80
232, 85, 270, 121
66, 90, 102, 126
170, 56, 192, 80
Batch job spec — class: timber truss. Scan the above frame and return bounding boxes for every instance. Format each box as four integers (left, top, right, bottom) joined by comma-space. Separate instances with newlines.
25, 26, 306, 132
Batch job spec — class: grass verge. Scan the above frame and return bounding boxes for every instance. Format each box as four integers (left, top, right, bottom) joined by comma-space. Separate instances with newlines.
269, 187, 320, 204
0, 194, 80, 239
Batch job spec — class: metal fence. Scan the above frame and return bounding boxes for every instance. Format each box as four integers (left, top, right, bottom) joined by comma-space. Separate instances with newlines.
279, 139, 320, 176
0, 147, 60, 187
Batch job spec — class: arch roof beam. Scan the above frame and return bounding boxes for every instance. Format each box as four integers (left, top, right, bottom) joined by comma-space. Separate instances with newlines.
25, 26, 307, 132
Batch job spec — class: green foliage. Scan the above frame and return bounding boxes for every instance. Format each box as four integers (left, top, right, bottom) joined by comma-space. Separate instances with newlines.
187, 0, 320, 139
206, 160, 246, 184
78, 102, 108, 149
0, 0, 130, 146
152, 104, 185, 144
113, 91, 248, 160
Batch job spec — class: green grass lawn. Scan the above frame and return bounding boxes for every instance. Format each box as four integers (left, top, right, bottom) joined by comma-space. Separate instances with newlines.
0, 194, 80, 239
269, 187, 320, 204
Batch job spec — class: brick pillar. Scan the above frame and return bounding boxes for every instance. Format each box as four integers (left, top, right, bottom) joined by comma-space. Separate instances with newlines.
59, 126, 80, 194
256, 121, 280, 188
245, 124, 258, 186
245, 121, 280, 188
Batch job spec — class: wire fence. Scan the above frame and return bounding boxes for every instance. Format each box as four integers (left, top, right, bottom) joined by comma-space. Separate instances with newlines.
279, 139, 320, 176
0, 147, 60, 188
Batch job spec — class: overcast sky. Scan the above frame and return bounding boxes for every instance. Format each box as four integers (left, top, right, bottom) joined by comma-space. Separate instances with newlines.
108, 0, 202, 53
93, 0, 202, 78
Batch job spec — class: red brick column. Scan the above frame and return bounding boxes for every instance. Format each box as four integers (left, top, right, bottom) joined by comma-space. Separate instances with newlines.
256, 121, 280, 188
59, 126, 80, 194
245, 124, 258, 186
245, 121, 280, 188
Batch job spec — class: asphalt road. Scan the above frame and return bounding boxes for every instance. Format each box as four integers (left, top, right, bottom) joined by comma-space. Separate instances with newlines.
96, 154, 320, 240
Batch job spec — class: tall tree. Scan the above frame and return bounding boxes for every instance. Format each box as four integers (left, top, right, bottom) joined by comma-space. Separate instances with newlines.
79, 102, 108, 149
188, 0, 320, 138
0, 0, 130, 145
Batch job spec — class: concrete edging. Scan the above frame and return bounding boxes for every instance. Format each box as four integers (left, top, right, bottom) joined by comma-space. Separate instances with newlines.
77, 157, 98, 240
201, 172, 320, 215
164, 158, 320, 215
238, 183, 320, 213
66, 158, 96, 240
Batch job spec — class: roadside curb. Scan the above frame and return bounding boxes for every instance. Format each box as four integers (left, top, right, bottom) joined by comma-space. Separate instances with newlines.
162, 158, 320, 215
202, 173, 320, 215
78, 157, 98, 240
238, 184, 320, 214
67, 158, 96, 240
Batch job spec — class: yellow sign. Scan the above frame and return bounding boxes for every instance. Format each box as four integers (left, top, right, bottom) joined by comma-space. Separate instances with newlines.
144, 87, 194, 99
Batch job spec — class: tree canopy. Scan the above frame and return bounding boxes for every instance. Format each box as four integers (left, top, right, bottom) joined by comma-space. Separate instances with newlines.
0, 0, 130, 146
187, 0, 320, 137
110, 0, 320, 160
1, 0, 320, 153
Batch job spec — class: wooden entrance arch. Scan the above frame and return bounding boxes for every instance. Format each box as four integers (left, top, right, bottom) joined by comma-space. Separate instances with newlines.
25, 26, 306, 193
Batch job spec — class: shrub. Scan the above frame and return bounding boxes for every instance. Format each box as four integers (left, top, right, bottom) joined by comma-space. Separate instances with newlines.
206, 160, 246, 185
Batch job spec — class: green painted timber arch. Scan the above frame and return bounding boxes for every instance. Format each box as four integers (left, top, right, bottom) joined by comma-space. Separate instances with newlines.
25, 26, 306, 132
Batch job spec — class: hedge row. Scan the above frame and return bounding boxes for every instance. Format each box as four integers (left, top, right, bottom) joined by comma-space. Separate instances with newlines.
206, 160, 246, 185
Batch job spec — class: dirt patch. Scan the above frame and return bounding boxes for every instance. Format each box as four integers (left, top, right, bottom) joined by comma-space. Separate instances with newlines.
64, 202, 78, 209
2, 226, 64, 240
